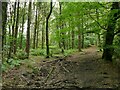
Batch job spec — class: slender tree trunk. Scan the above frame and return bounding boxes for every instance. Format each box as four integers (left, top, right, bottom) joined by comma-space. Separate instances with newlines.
102, 2, 120, 61
36, 8, 41, 49
67, 29, 71, 50
33, 7, 38, 49
26, 1, 32, 58
14, 1, 20, 54
96, 9, 101, 48
20, 2, 26, 49
11, 2, 17, 53
81, 32, 84, 48
46, 1, 53, 58
81, 15, 84, 48
8, 6, 13, 58
42, 21, 45, 49
2, 2, 7, 59
72, 29, 74, 49
78, 25, 81, 52
36, 29, 39, 48
59, 2, 65, 53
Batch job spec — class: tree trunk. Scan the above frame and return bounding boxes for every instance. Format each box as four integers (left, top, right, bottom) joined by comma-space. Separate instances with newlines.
46, 1, 53, 58
8, 6, 12, 58
26, 1, 32, 58
33, 7, 38, 49
11, 2, 17, 53
59, 2, 65, 53
2, 2, 7, 59
78, 25, 81, 52
20, 2, 26, 49
36, 29, 39, 48
96, 9, 101, 48
14, 1, 20, 54
68, 29, 71, 49
42, 21, 45, 49
81, 15, 84, 48
72, 29, 74, 49
102, 2, 120, 61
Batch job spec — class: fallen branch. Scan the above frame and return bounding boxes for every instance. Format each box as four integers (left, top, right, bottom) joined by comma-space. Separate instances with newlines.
60, 62, 70, 73
21, 75, 29, 84
44, 66, 55, 84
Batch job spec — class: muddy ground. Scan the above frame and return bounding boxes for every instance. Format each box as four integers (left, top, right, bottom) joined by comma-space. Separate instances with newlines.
2, 46, 120, 89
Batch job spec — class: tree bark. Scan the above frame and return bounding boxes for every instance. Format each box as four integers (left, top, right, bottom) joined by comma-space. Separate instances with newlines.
8, 5, 13, 58
36, 29, 39, 48
20, 2, 26, 49
42, 21, 45, 49
14, 1, 20, 54
46, 1, 53, 58
33, 7, 38, 49
78, 25, 81, 52
59, 2, 65, 53
2, 2, 7, 59
81, 16, 84, 48
102, 2, 120, 61
11, 2, 17, 53
26, 1, 32, 58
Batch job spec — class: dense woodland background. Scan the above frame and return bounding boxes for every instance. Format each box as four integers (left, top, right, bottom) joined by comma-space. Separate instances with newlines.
1, 1, 120, 89
1, 1, 120, 74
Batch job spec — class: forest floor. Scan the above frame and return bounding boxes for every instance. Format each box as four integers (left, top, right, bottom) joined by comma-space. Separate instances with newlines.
2, 46, 120, 89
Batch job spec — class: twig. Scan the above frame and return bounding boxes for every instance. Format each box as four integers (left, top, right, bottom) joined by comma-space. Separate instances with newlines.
21, 75, 29, 83
60, 62, 70, 73
86, 8, 107, 30
44, 66, 55, 84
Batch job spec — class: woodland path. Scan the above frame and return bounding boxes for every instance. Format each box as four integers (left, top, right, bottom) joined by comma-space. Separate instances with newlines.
2, 46, 120, 89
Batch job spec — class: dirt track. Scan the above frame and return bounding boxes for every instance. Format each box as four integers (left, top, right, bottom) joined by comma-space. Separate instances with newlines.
2, 46, 120, 89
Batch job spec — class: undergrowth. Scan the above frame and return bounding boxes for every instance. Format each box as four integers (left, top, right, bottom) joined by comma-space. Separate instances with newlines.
2, 58, 22, 72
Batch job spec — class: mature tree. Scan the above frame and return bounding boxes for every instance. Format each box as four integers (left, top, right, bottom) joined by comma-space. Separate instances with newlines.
26, 1, 32, 58
11, 2, 17, 53
20, 2, 26, 49
2, 2, 8, 59
102, 2, 120, 61
33, 5, 38, 49
14, 1, 20, 54
46, 1, 53, 58
8, 4, 13, 58
59, 2, 65, 53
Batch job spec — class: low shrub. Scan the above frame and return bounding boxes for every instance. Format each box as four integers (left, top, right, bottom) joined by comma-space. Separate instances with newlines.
64, 49, 77, 56
16, 50, 28, 59
30, 49, 46, 56
2, 58, 21, 72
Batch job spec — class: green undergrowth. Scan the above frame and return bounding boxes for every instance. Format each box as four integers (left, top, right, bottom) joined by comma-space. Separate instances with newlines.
30, 49, 46, 56
2, 46, 78, 73
2, 58, 22, 72
64, 49, 78, 56
30, 47, 77, 57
